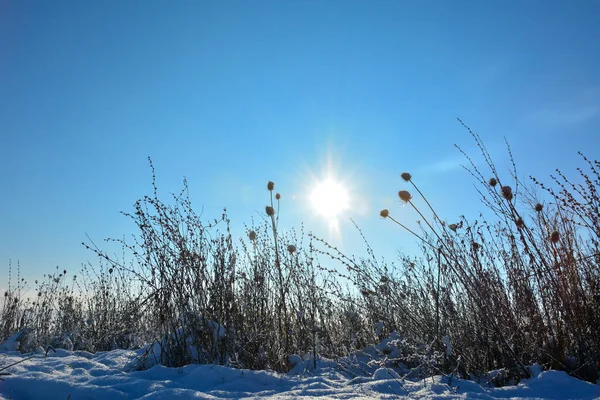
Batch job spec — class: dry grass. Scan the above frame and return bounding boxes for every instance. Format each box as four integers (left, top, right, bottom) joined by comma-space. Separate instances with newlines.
1, 125, 599, 383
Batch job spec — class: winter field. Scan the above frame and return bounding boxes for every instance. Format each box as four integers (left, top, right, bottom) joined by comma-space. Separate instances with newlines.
2, 129, 600, 399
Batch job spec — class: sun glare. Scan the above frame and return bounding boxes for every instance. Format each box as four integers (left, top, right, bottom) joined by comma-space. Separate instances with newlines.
310, 177, 350, 220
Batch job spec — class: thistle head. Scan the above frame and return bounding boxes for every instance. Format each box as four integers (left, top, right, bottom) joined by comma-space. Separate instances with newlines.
287, 244, 296, 254
265, 206, 275, 216
550, 230, 560, 243
248, 230, 257, 241
267, 181, 275, 191
516, 217, 525, 228
489, 177, 498, 187
398, 190, 412, 203
449, 223, 458, 232
380, 209, 389, 218
501, 185, 513, 201
535, 203, 544, 212
275, 193, 281, 200
400, 172, 412, 182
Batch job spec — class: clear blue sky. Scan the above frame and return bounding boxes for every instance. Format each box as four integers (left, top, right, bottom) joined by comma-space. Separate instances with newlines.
1, 0, 599, 286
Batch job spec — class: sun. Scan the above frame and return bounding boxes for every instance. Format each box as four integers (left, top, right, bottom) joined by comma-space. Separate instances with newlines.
310, 177, 350, 220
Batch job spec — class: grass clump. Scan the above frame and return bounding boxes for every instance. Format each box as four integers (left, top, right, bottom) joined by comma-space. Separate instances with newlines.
1, 123, 599, 385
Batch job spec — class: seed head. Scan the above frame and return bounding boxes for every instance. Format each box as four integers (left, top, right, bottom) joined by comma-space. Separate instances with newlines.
489, 177, 498, 187
380, 209, 389, 218
472, 242, 480, 251
400, 172, 412, 182
516, 217, 525, 228
398, 190, 412, 203
449, 223, 458, 232
550, 230, 560, 243
275, 193, 281, 200
265, 206, 275, 216
287, 244, 296, 254
267, 181, 275, 191
248, 230, 257, 241
501, 186, 513, 201
535, 203, 544, 212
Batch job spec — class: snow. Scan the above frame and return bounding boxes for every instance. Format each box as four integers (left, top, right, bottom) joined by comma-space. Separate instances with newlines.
1, 345, 599, 400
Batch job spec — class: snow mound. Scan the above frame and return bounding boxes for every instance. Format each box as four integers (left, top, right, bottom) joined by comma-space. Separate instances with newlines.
0, 347, 599, 399
1, 332, 599, 399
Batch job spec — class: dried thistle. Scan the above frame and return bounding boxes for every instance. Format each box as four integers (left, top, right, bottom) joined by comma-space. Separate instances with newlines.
489, 177, 498, 187
449, 223, 458, 232
267, 181, 275, 191
287, 244, 296, 254
380, 209, 389, 218
398, 190, 412, 203
265, 206, 275, 216
501, 185, 513, 201
401, 172, 412, 182
535, 203, 544, 212
248, 231, 257, 241
275, 193, 281, 200
550, 230, 560, 243
516, 217, 525, 228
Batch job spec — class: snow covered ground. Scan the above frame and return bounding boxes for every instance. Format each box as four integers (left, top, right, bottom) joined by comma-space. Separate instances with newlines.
1, 344, 599, 400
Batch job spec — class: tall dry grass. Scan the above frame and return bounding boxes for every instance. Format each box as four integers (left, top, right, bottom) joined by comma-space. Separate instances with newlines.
1, 125, 598, 383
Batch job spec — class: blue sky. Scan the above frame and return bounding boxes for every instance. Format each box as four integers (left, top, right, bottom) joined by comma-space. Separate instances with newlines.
1, 0, 599, 286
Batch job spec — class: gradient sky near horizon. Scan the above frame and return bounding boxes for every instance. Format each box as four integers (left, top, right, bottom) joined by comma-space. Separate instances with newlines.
1, 0, 600, 287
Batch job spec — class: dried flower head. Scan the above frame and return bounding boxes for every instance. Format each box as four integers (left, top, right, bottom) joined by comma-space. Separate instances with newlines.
489, 177, 498, 187
501, 185, 513, 201
267, 181, 275, 191
287, 244, 296, 254
398, 190, 412, 203
401, 172, 412, 182
516, 217, 525, 228
275, 193, 281, 200
449, 223, 458, 232
472, 242, 480, 251
550, 230, 560, 243
248, 230, 257, 241
380, 209, 389, 218
535, 203, 544, 212
265, 206, 275, 216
